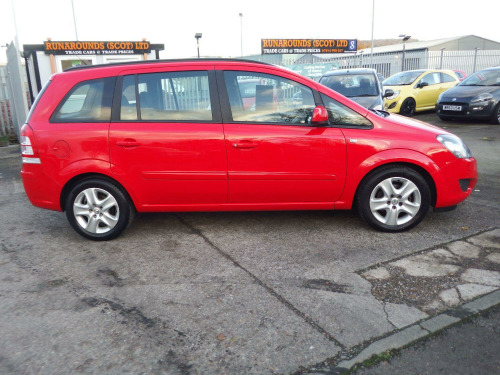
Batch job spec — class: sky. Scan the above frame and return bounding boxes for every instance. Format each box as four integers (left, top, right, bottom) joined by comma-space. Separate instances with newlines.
1, 0, 499, 63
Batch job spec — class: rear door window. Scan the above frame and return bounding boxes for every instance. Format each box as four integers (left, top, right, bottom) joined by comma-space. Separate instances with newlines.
121, 71, 212, 122
52, 77, 115, 122
441, 73, 457, 83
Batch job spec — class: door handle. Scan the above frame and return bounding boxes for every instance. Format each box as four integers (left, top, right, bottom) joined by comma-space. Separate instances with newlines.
232, 141, 258, 149
116, 139, 140, 148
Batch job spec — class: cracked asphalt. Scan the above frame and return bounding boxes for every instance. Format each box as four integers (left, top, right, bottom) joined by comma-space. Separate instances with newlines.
0, 113, 499, 374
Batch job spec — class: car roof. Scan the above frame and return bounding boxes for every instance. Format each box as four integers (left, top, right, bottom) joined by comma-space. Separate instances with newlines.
480, 66, 500, 71
63, 58, 272, 72
321, 68, 377, 77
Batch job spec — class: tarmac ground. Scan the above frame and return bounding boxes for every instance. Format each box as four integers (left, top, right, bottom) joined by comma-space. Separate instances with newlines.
0, 111, 499, 374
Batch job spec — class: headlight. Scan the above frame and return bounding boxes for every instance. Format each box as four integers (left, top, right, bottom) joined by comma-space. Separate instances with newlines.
385, 90, 400, 100
437, 134, 472, 159
372, 104, 383, 110
437, 92, 444, 103
471, 93, 493, 103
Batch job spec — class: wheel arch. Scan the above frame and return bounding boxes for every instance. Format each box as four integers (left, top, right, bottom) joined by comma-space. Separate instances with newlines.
353, 162, 437, 209
60, 172, 136, 212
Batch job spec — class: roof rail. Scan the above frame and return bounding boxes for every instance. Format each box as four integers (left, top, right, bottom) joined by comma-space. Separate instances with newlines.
64, 58, 273, 72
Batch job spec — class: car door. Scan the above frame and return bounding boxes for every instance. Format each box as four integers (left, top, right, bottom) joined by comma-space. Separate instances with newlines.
217, 67, 347, 205
109, 67, 227, 207
415, 72, 441, 109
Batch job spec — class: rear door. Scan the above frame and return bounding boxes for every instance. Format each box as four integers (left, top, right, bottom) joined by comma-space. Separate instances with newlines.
217, 66, 347, 205
109, 66, 227, 207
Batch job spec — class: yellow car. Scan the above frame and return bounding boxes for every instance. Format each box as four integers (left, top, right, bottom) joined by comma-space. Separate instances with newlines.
383, 69, 459, 116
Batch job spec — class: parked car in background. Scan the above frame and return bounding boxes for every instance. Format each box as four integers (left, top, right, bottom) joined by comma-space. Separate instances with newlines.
383, 69, 459, 116
453, 70, 467, 81
21, 59, 477, 240
319, 68, 391, 110
436, 66, 500, 124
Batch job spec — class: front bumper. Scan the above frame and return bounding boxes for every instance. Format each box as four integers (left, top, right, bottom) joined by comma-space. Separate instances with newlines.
436, 101, 495, 120
433, 156, 478, 208
384, 99, 401, 113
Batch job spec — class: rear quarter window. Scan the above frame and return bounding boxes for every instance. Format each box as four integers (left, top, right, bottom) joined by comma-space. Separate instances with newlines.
51, 77, 115, 122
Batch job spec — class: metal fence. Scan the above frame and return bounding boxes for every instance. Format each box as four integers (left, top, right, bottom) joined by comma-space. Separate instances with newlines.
0, 66, 14, 138
293, 49, 500, 79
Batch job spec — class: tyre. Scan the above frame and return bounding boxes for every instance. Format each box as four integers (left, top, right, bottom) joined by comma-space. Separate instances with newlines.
65, 178, 134, 240
356, 166, 431, 232
490, 103, 500, 125
399, 98, 416, 117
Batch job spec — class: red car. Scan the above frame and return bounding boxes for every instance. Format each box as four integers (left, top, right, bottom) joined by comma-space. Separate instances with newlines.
21, 59, 477, 240
453, 70, 468, 82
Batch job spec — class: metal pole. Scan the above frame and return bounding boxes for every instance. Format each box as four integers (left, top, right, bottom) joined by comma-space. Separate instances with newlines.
197, 40, 200, 58
402, 42, 405, 72
71, 0, 79, 40
10, 0, 20, 49
473, 47, 479, 72
439, 48, 445, 69
239, 13, 243, 57
370, 0, 375, 68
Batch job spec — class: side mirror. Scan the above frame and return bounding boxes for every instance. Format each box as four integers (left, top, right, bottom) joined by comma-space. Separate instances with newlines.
311, 106, 329, 125
383, 89, 395, 98
417, 82, 429, 89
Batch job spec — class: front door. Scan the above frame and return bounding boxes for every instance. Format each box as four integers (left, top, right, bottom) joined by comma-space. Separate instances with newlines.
109, 69, 227, 207
219, 69, 347, 204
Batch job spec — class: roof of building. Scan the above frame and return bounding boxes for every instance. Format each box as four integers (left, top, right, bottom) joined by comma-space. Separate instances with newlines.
356, 35, 500, 54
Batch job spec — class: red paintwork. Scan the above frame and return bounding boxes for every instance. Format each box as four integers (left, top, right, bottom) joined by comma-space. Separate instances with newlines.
21, 60, 477, 216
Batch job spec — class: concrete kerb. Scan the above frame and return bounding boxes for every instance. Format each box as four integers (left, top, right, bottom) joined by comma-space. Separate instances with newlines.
353, 226, 499, 277
302, 289, 500, 374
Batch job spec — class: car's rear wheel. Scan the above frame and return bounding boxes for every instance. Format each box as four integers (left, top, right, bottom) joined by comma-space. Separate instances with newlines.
65, 178, 134, 240
399, 98, 416, 117
490, 103, 500, 125
356, 166, 431, 232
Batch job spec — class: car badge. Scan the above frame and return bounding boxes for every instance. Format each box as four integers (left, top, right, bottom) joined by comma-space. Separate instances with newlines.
452, 98, 457, 101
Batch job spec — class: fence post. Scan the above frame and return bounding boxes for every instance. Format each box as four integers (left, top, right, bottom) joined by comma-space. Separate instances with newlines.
0, 69, 6, 137
473, 48, 479, 73
439, 48, 445, 69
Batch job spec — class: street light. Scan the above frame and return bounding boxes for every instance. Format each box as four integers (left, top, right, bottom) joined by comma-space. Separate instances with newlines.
195, 33, 202, 58
399, 34, 411, 71
370, 0, 375, 68
239, 13, 243, 57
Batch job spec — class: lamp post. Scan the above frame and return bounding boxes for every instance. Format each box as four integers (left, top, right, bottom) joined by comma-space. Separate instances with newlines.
239, 13, 243, 57
399, 34, 411, 72
194, 33, 202, 58
71, 0, 79, 40
370, 0, 375, 68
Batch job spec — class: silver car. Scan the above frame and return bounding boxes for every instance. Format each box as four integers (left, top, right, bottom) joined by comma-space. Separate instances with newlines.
319, 68, 392, 110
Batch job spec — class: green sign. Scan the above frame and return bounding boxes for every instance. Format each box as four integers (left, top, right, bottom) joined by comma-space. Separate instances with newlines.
288, 63, 339, 79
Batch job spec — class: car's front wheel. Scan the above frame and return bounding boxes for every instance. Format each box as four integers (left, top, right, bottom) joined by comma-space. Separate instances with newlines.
356, 166, 431, 232
65, 178, 134, 240
490, 103, 500, 125
399, 98, 416, 116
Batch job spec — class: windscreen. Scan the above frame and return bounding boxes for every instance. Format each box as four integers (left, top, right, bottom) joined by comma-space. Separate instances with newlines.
321, 73, 379, 97
459, 69, 500, 86
383, 70, 424, 86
